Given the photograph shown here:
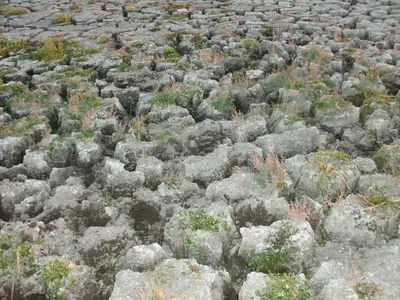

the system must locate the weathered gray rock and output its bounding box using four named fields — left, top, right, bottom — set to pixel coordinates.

left=358, top=174, right=400, bottom=200
left=364, top=109, right=396, bottom=144
left=182, top=144, right=231, bottom=186
left=222, top=116, right=268, bottom=143
left=118, top=243, right=166, bottom=272
left=324, top=194, right=399, bottom=248
left=79, top=226, right=136, bottom=266
left=157, top=179, right=201, bottom=206
left=317, top=279, right=358, bottom=300
left=76, top=140, right=104, bottom=169
left=23, top=150, right=51, bottom=180
left=238, top=272, right=267, bottom=300
left=286, top=153, right=361, bottom=201
left=356, top=239, right=400, bottom=299
left=110, top=259, right=234, bottom=300
left=136, top=156, right=164, bottom=189
left=255, top=127, right=321, bottom=158
left=0, top=136, right=30, bottom=168
left=315, top=105, right=360, bottom=136
left=101, top=158, right=145, bottom=197
left=382, top=69, right=400, bottom=95
left=310, top=260, right=351, bottom=294
left=0, top=179, right=50, bottom=220
left=36, top=184, right=85, bottom=224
